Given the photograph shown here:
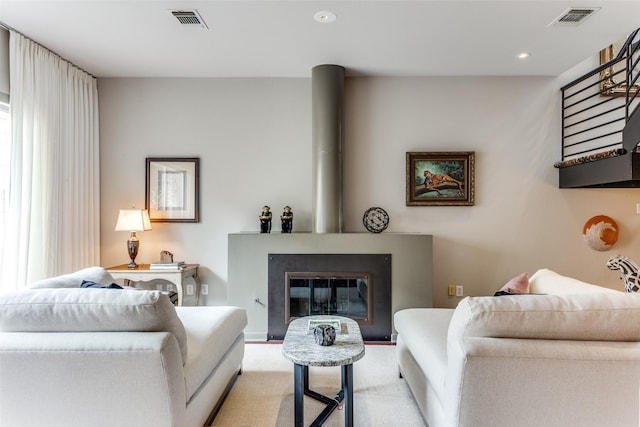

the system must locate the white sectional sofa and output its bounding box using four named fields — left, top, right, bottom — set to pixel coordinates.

left=395, top=268, right=640, bottom=427
left=0, top=267, right=247, bottom=427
